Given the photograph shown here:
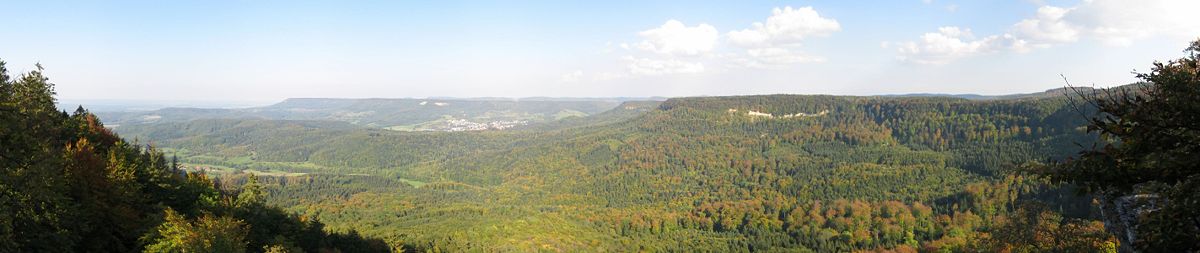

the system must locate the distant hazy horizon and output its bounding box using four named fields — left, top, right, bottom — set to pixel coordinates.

left=57, top=85, right=1092, bottom=113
